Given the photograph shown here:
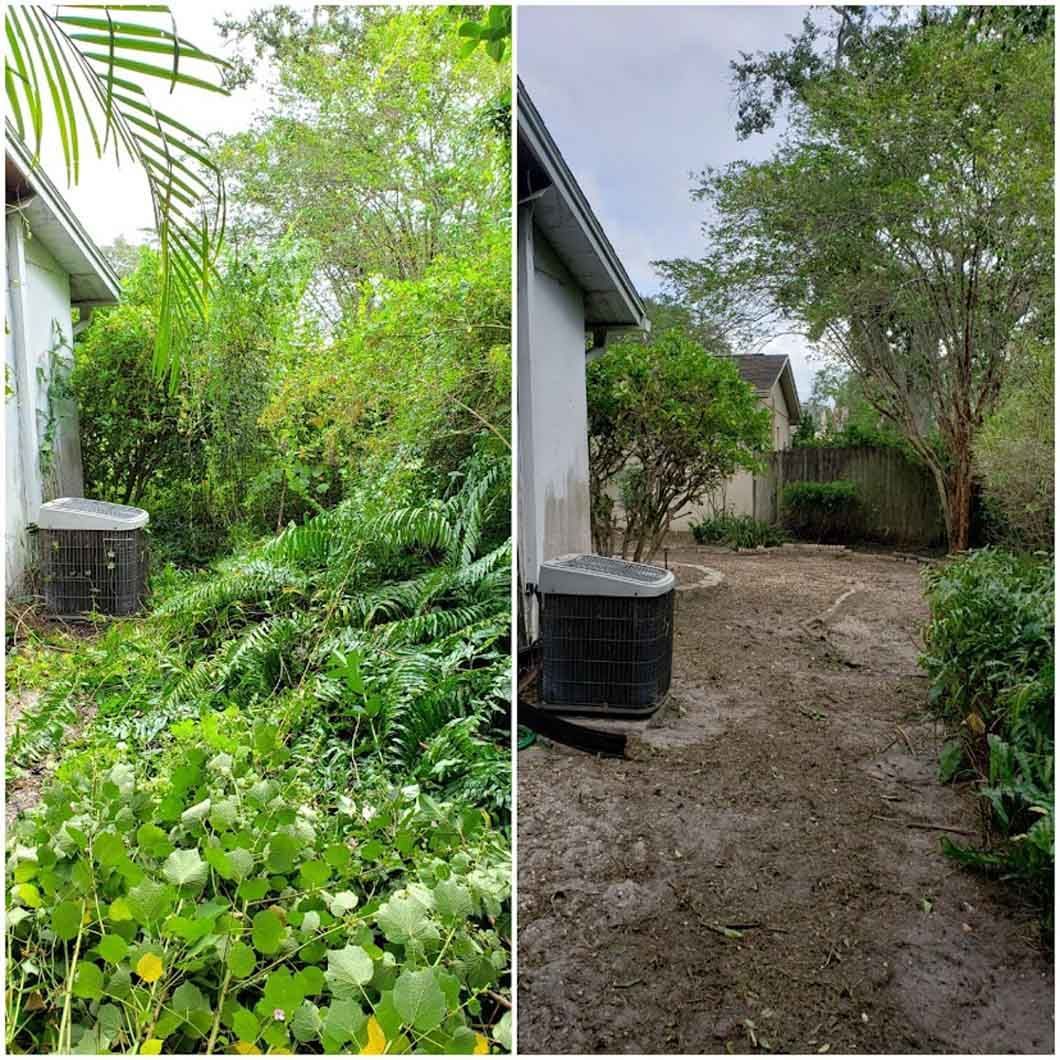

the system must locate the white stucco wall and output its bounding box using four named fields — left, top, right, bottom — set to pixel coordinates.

left=671, top=378, right=793, bottom=529
left=517, top=212, right=592, bottom=639
left=5, top=214, right=83, bottom=592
